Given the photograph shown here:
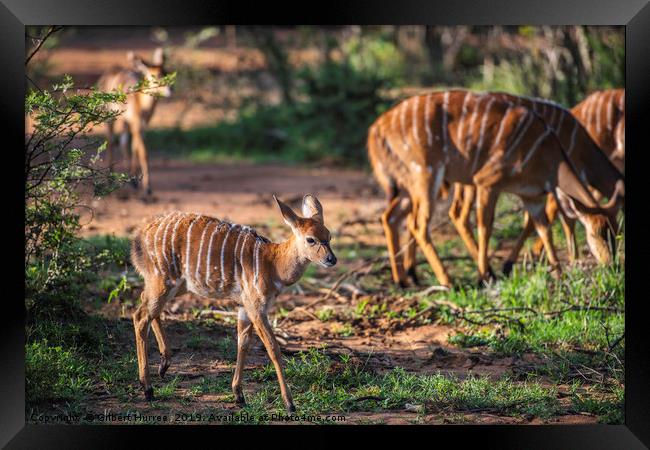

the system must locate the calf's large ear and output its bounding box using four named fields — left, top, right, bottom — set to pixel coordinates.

left=274, top=195, right=300, bottom=230
left=302, top=194, right=323, bottom=223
